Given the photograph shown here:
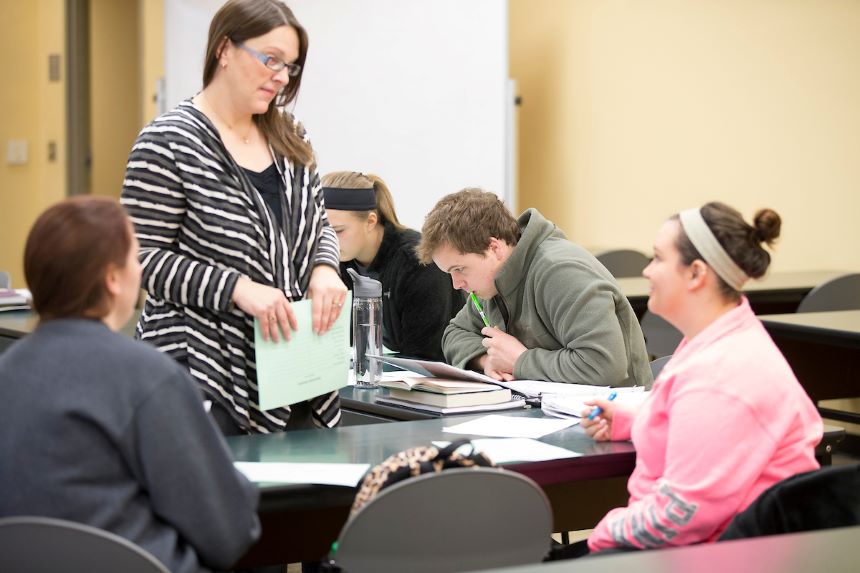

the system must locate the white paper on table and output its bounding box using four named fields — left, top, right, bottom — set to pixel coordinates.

left=542, top=388, right=649, bottom=419
left=442, top=414, right=578, bottom=439
left=381, top=370, right=425, bottom=382
left=504, top=380, right=648, bottom=399
left=432, top=438, right=581, bottom=464
left=234, top=462, right=370, bottom=487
